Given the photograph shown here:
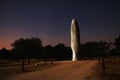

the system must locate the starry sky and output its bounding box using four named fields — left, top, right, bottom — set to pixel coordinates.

left=0, top=0, right=120, bottom=49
